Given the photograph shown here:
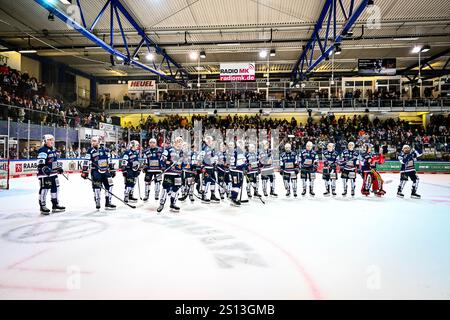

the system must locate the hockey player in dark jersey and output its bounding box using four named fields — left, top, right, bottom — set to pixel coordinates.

left=81, top=136, right=116, bottom=210
left=229, top=139, right=247, bottom=206
left=246, top=143, right=262, bottom=198
left=279, top=143, right=298, bottom=197
left=299, top=141, right=319, bottom=196
left=259, top=140, right=278, bottom=197
left=178, top=142, right=197, bottom=203
left=199, top=135, right=220, bottom=203
left=397, top=145, right=421, bottom=199
left=142, top=138, right=163, bottom=202
left=360, top=144, right=386, bottom=197
left=217, top=142, right=231, bottom=200
left=37, top=134, right=65, bottom=214
left=322, top=143, right=339, bottom=196
left=121, top=140, right=141, bottom=203
left=339, top=142, right=359, bottom=197
left=158, top=136, right=184, bottom=213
